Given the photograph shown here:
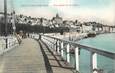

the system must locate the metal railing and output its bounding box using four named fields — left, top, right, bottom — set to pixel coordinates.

left=0, top=36, right=18, bottom=55
left=37, top=34, right=115, bottom=73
